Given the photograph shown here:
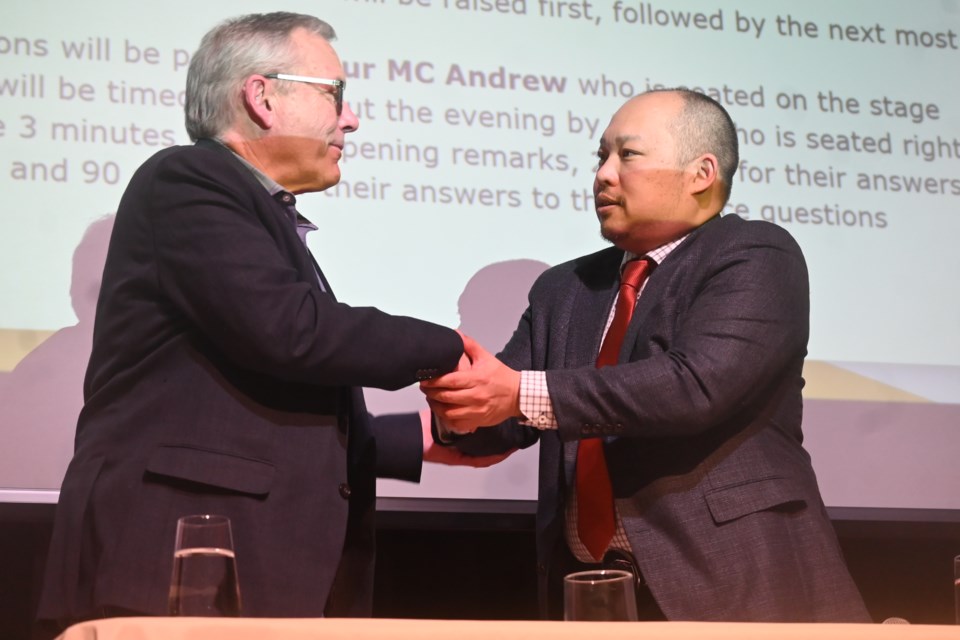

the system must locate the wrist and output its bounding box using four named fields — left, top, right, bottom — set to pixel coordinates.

left=510, top=369, right=524, bottom=418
